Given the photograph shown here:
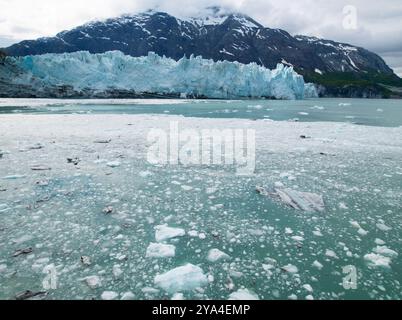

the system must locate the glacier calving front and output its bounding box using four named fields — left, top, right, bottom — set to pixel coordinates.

left=12, top=51, right=317, bottom=99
